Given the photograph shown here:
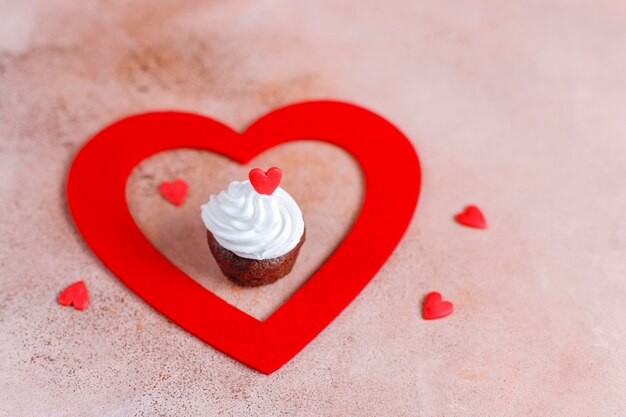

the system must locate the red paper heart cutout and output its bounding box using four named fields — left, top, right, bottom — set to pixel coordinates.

left=455, top=205, right=487, bottom=229
left=249, top=167, right=282, bottom=195
left=159, top=179, right=189, bottom=206
left=58, top=281, right=90, bottom=311
left=423, top=292, right=453, bottom=320
left=67, top=101, right=421, bottom=374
